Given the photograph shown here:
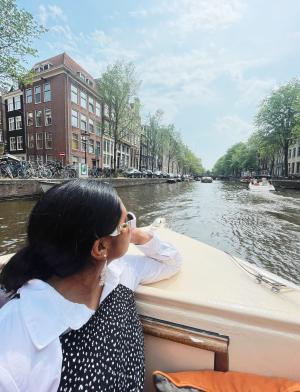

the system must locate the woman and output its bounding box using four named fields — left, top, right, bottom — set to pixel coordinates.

left=0, top=180, right=181, bottom=392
